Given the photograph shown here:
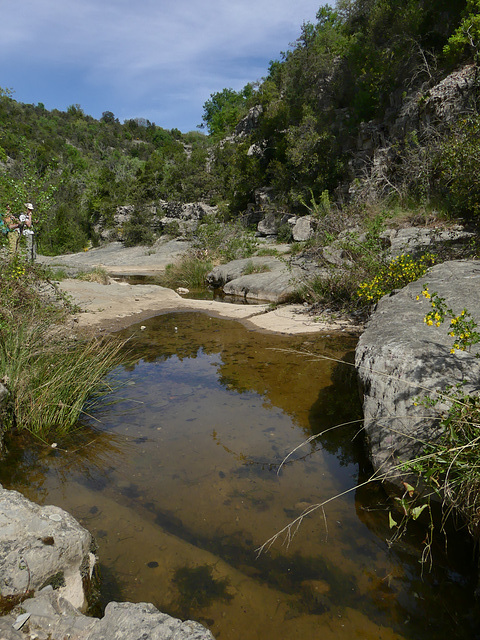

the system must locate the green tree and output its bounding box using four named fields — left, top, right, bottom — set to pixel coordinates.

left=201, top=85, right=255, bottom=137
left=444, top=0, right=480, bottom=62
